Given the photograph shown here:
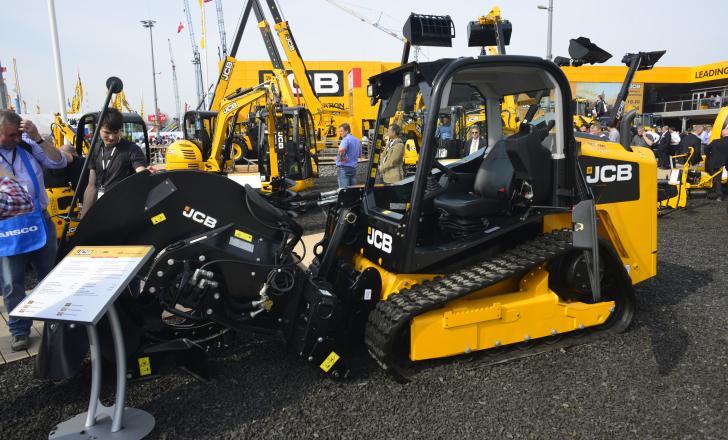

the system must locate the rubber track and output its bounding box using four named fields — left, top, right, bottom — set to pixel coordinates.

left=364, top=230, right=575, bottom=378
